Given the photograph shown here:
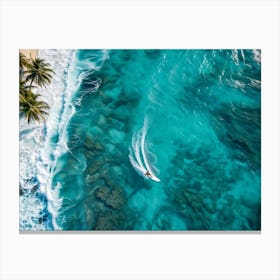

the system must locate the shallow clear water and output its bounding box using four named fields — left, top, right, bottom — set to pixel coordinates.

left=20, top=49, right=261, bottom=231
